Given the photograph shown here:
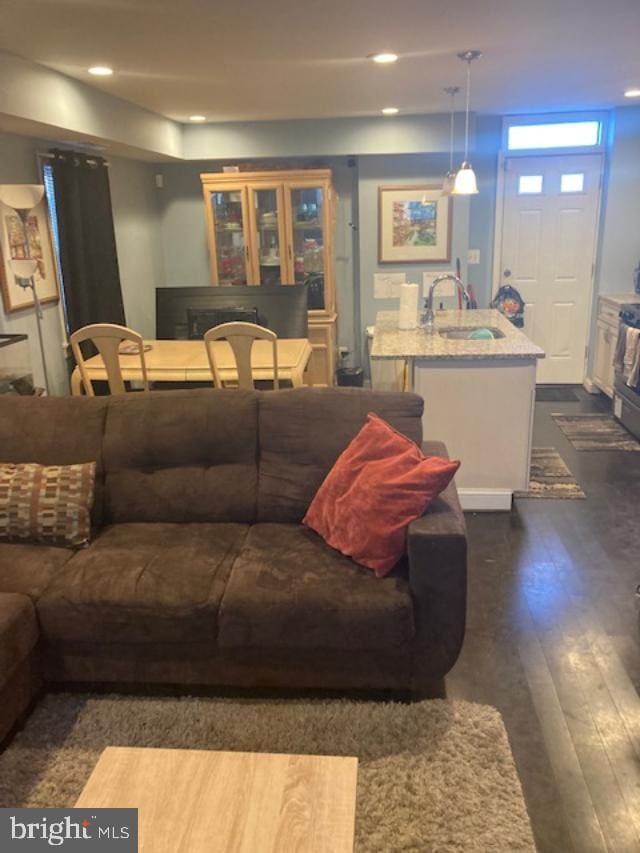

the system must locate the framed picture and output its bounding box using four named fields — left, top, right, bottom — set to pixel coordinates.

left=0, top=194, right=60, bottom=314
left=378, top=186, right=452, bottom=264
